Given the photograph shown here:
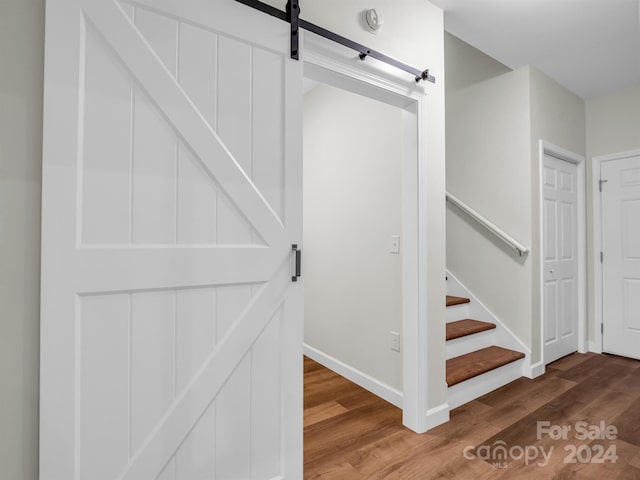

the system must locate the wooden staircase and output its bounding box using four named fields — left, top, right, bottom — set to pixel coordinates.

left=445, top=295, right=526, bottom=408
